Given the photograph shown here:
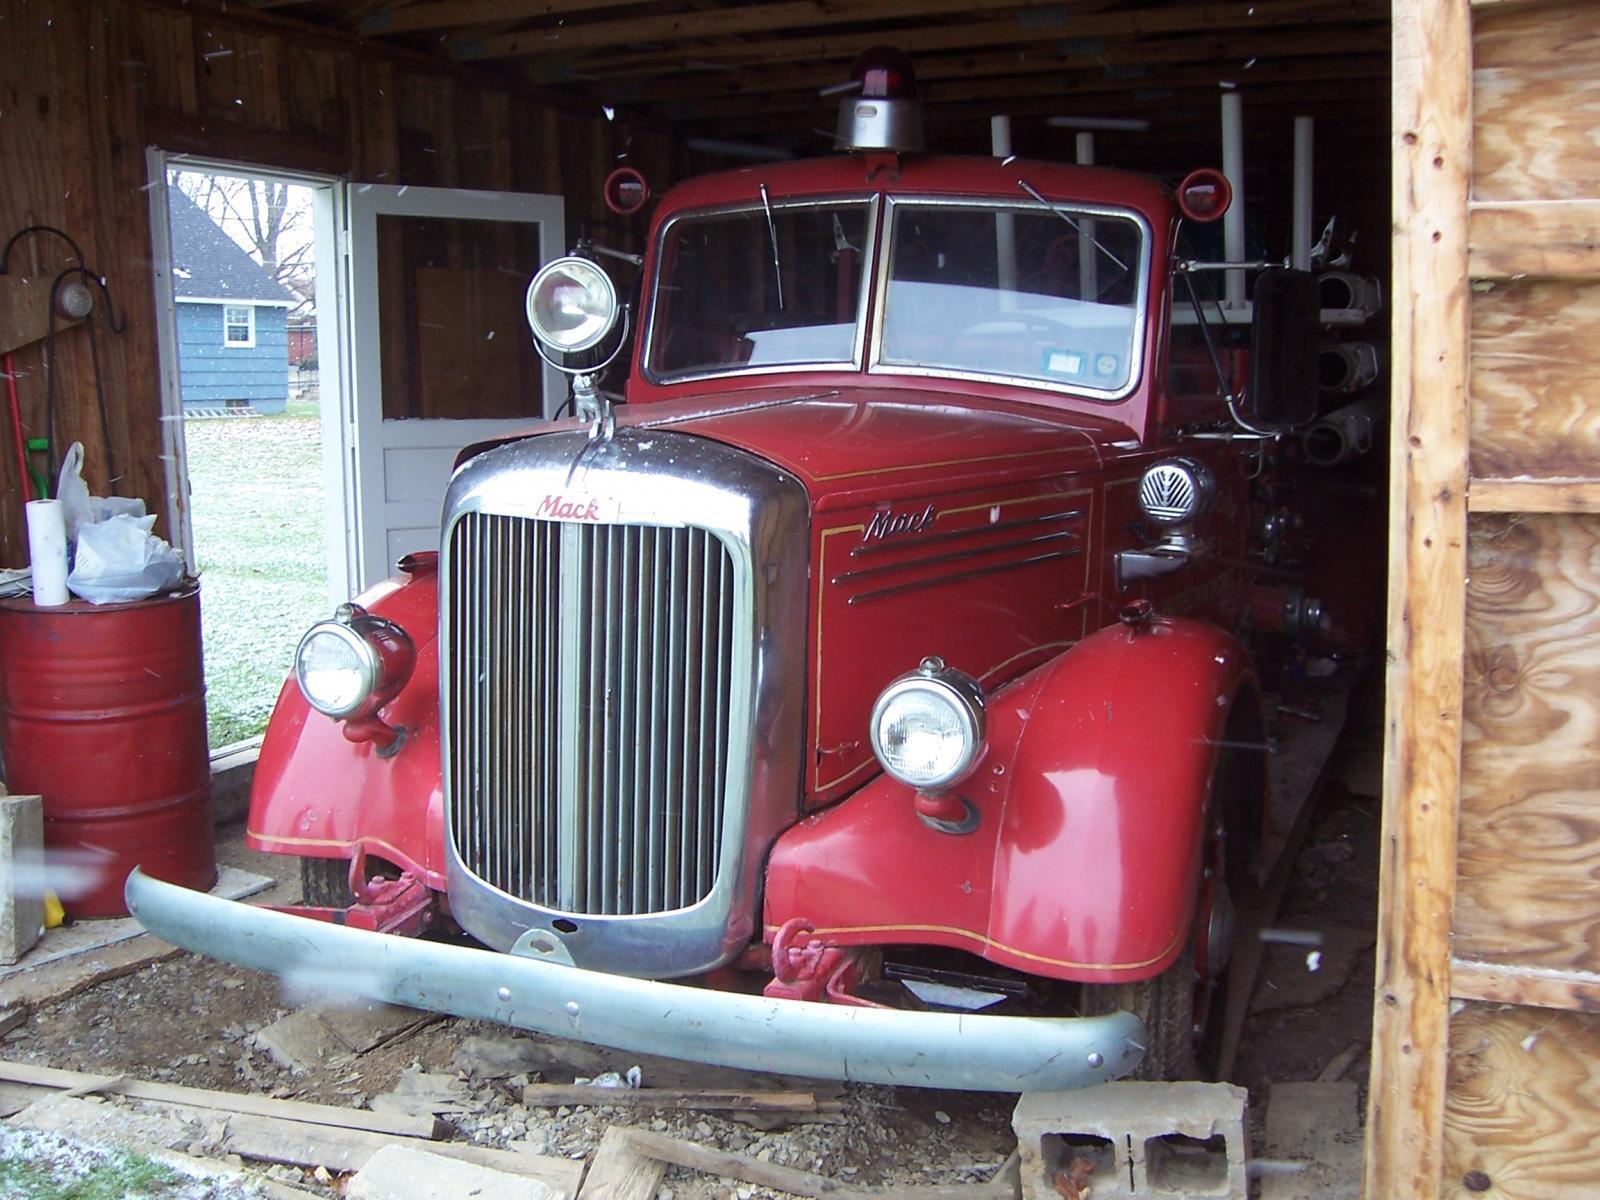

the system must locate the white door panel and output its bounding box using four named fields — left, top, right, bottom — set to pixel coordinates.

left=345, top=183, right=564, bottom=593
